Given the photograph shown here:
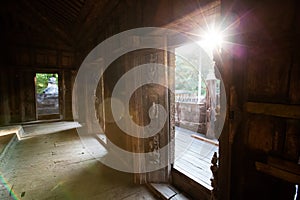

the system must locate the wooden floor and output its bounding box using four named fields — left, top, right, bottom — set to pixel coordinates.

left=174, top=127, right=219, bottom=190
left=0, top=129, right=158, bottom=200
left=0, top=123, right=217, bottom=199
